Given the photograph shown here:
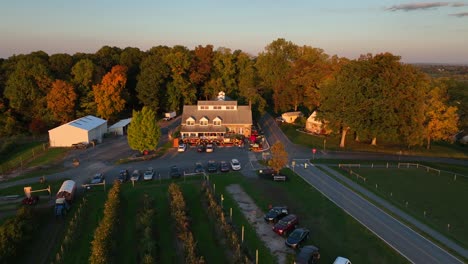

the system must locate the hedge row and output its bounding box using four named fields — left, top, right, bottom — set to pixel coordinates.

left=0, top=206, right=38, bottom=264
left=201, top=182, right=251, bottom=263
left=52, top=197, right=88, bottom=264
left=136, top=194, right=157, bottom=264
left=168, top=183, right=204, bottom=264
left=89, top=181, right=122, bottom=264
